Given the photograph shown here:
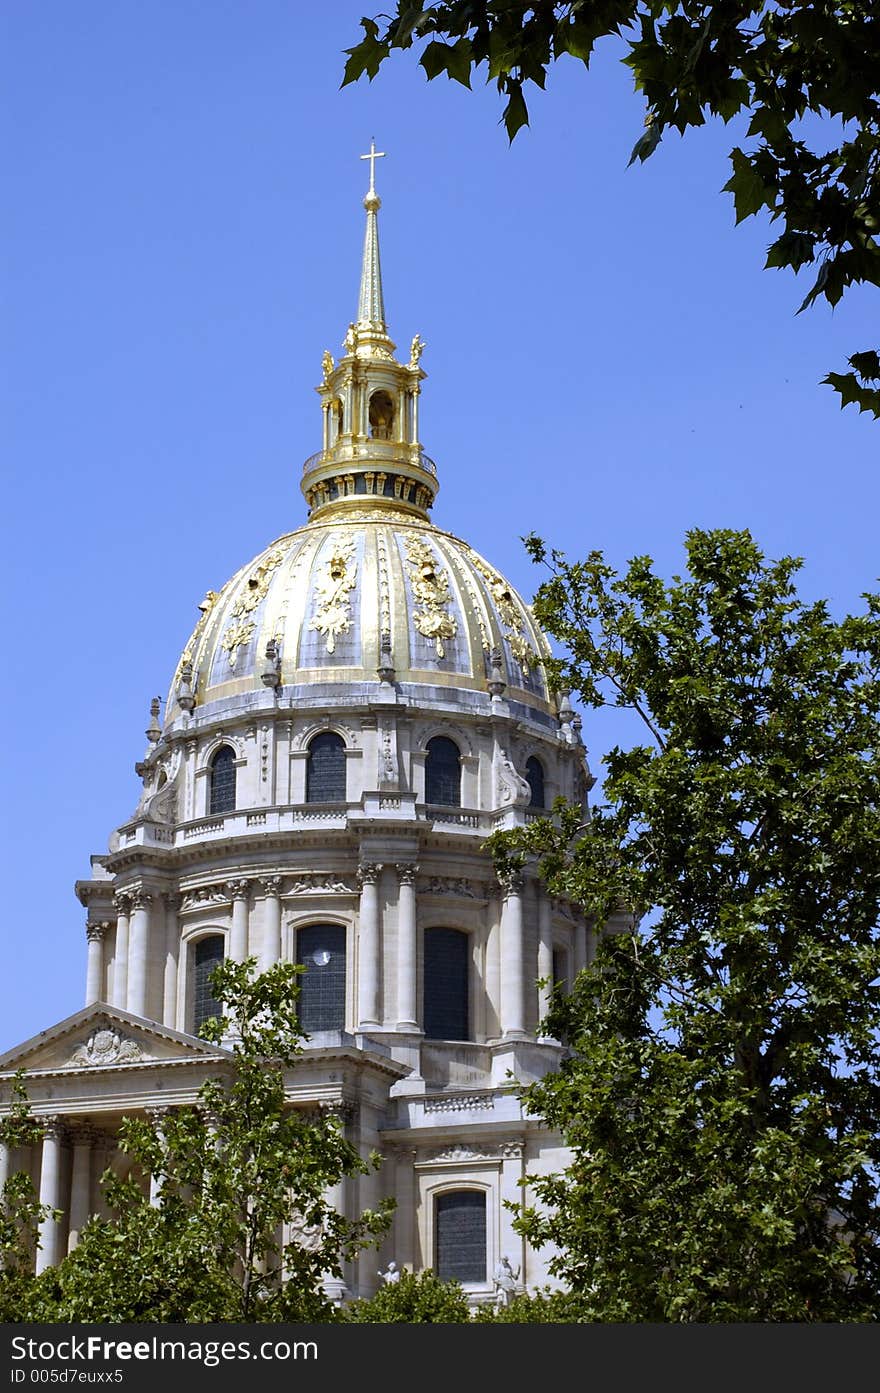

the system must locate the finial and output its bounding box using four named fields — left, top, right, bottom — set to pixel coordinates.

left=146, top=696, right=161, bottom=744
left=487, top=647, right=507, bottom=699
left=360, top=137, right=385, bottom=203
left=176, top=658, right=196, bottom=714
left=377, top=632, right=396, bottom=687
left=261, top=636, right=282, bottom=691
left=357, top=142, right=387, bottom=330
left=321, top=349, right=334, bottom=382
